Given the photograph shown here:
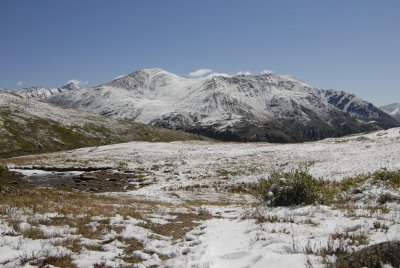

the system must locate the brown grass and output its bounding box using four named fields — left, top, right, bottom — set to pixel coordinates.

left=51, top=238, right=81, bottom=253
left=118, top=237, right=144, bottom=255
left=7, top=217, right=22, bottom=234
left=84, top=243, right=105, bottom=251
left=330, top=232, right=369, bottom=246
left=33, top=254, right=76, bottom=268
left=139, top=212, right=212, bottom=241
left=0, top=188, right=144, bottom=220
left=0, top=187, right=151, bottom=245
left=21, top=227, right=47, bottom=240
